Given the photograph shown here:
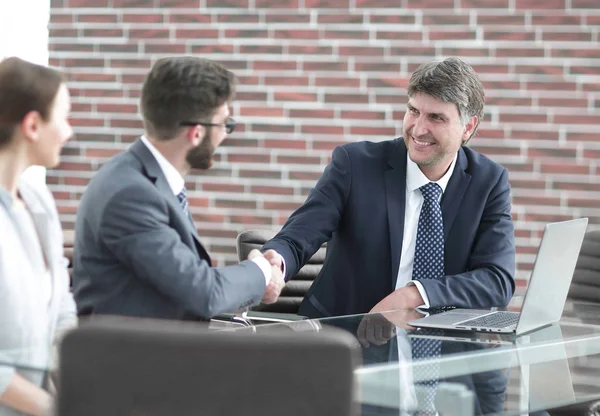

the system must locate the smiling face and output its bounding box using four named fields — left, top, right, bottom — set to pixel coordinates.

left=403, top=92, right=477, bottom=181
left=34, top=84, right=73, bottom=168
